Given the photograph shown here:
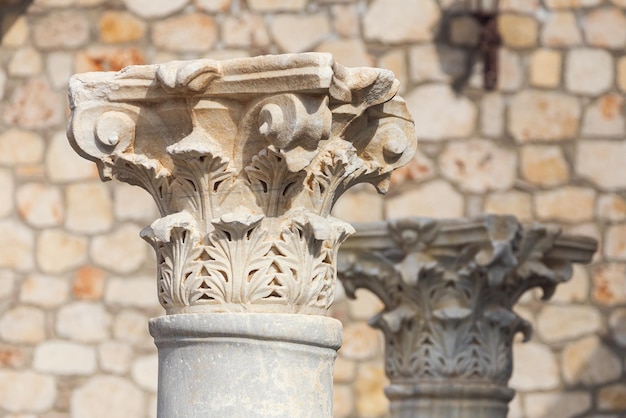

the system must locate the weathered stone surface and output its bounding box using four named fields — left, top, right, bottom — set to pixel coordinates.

left=66, top=182, right=113, bottom=234
left=98, top=341, right=133, bottom=374
left=1, top=15, right=28, bottom=48
left=247, top=0, right=305, bottom=11
left=407, top=84, right=476, bottom=140
left=498, top=14, right=538, bottom=48
left=605, top=224, right=626, bottom=260
left=530, top=49, right=561, bottom=87
left=480, top=93, right=504, bottom=137
left=537, top=305, right=602, bottom=343
left=99, top=11, right=146, bottom=43
left=194, top=0, right=230, bottom=12
left=90, top=224, right=146, bottom=274
left=409, top=45, right=466, bottom=83
left=348, top=289, right=385, bottom=321
left=509, top=91, right=580, bottom=141
left=598, top=384, right=626, bottom=411
left=316, top=39, right=373, bottom=68
left=114, top=183, right=158, bottom=222
left=8, top=47, right=42, bottom=77
left=33, top=341, right=96, bottom=375
left=0, top=306, right=45, bottom=344
left=332, top=191, right=384, bottom=223
left=0, top=221, right=34, bottom=272
left=3, top=78, right=64, bottom=129
left=72, top=266, right=105, bottom=300
left=75, top=46, right=145, bottom=73
left=271, top=14, right=330, bottom=53
left=521, top=145, right=569, bottom=186
left=551, top=265, right=589, bottom=303
left=333, top=384, right=354, bottom=418
left=121, top=0, right=188, bottom=19
left=598, top=194, right=626, bottom=221
left=593, top=263, right=626, bottom=305
left=388, top=150, right=435, bottom=187
left=113, top=309, right=151, bottom=347
left=439, top=139, right=516, bottom=193
left=105, top=277, right=157, bottom=308
left=535, top=187, right=595, bottom=222
left=56, top=302, right=111, bottom=342
left=340, top=322, right=381, bottom=360
left=20, top=275, right=68, bottom=307
left=152, top=14, right=217, bottom=52
left=331, top=4, right=360, bottom=38
left=0, top=129, right=44, bottom=166
left=584, top=7, right=626, bottom=49
left=46, top=52, right=73, bottom=89
left=0, top=169, right=13, bottom=219
left=333, top=356, right=356, bottom=384
left=222, top=13, right=269, bottom=48
left=386, top=180, right=464, bottom=218
left=510, top=342, right=559, bottom=390
left=484, top=191, right=532, bottom=222
left=363, top=0, right=439, bottom=43
left=378, top=50, right=407, bottom=93
left=562, top=335, right=622, bottom=385
left=609, top=308, right=626, bottom=346
left=71, top=376, right=145, bottom=418
left=32, top=11, right=89, bottom=50
left=0, top=371, right=56, bottom=413
left=542, top=11, right=583, bottom=46
left=498, top=48, right=524, bottom=91
left=618, top=56, right=626, bottom=92
left=131, top=354, right=158, bottom=392
left=577, top=141, right=626, bottom=190
left=354, top=362, right=388, bottom=418
left=565, top=48, right=613, bottom=95
left=17, top=183, right=63, bottom=227
left=524, top=392, right=591, bottom=418
left=46, top=131, right=98, bottom=182
left=581, top=94, right=625, bottom=137
left=37, top=229, right=87, bottom=274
